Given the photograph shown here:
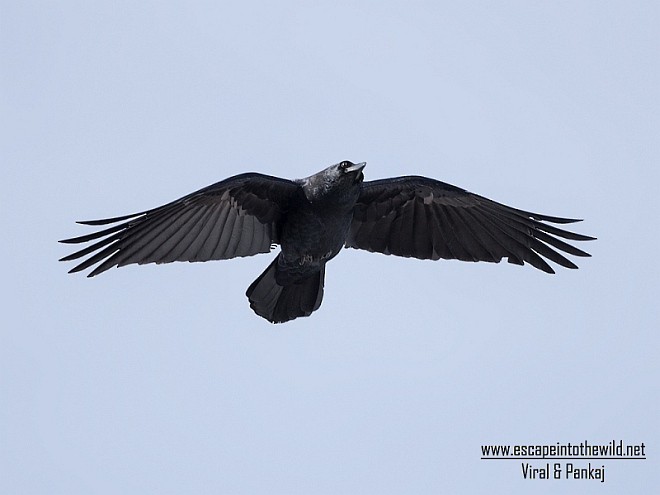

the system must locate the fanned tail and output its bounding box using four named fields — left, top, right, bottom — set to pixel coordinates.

left=246, top=255, right=325, bottom=323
